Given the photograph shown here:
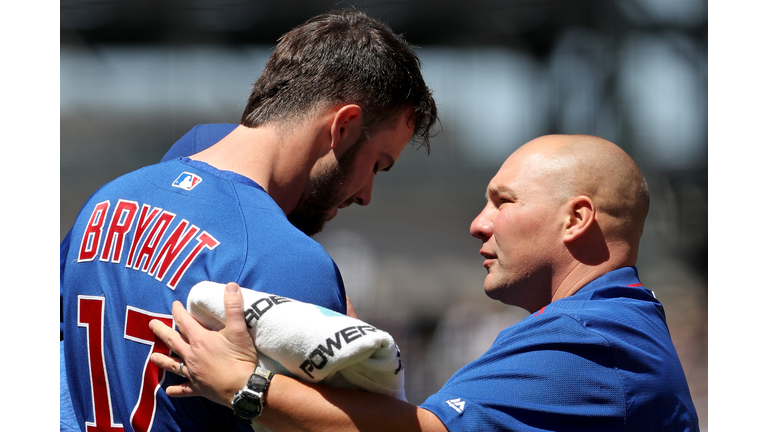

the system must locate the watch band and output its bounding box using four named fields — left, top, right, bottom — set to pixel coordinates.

left=248, top=366, right=274, bottom=393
